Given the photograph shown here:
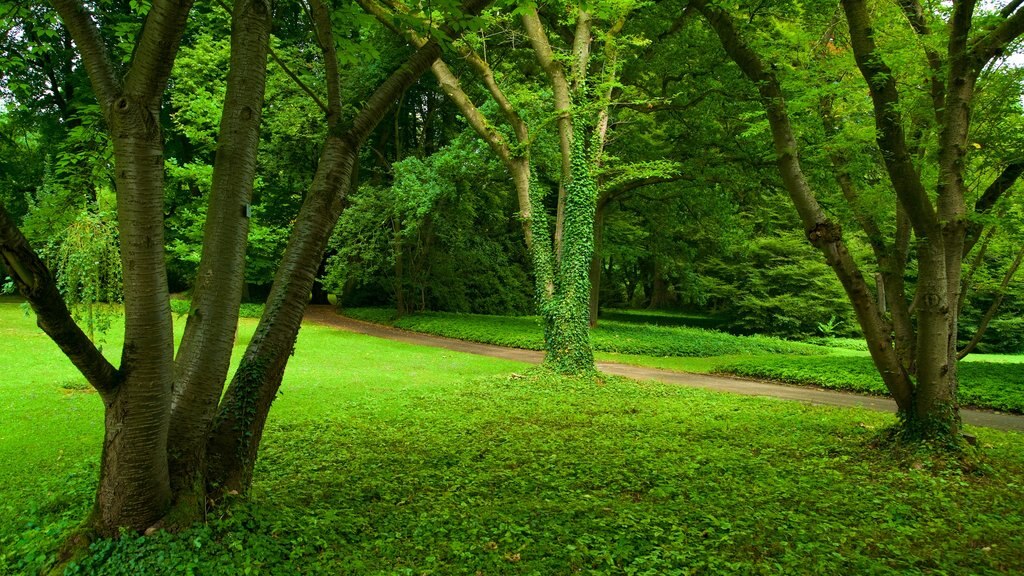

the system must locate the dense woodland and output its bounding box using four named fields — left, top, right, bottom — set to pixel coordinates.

left=1, top=0, right=1024, bottom=556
